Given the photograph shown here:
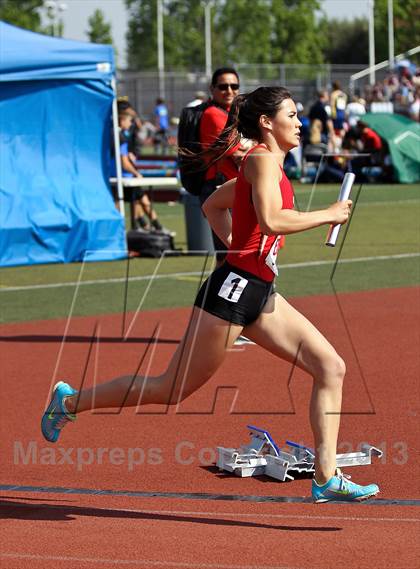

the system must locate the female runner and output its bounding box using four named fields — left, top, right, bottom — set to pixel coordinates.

left=42, top=87, right=379, bottom=503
